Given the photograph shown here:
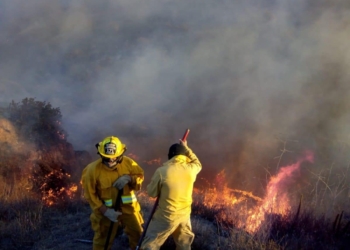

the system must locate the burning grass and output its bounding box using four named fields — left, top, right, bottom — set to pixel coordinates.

left=0, top=98, right=349, bottom=249
left=0, top=148, right=349, bottom=249
left=193, top=193, right=350, bottom=249
left=0, top=178, right=349, bottom=249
